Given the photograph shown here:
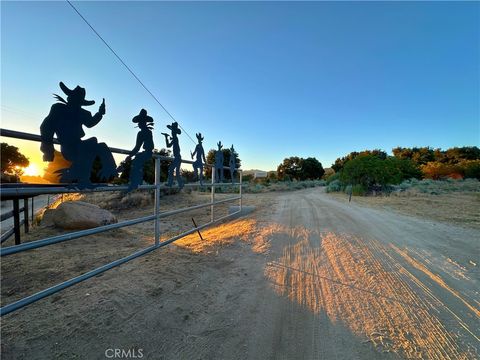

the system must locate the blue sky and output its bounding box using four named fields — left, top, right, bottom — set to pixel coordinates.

left=1, top=1, right=479, bottom=171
